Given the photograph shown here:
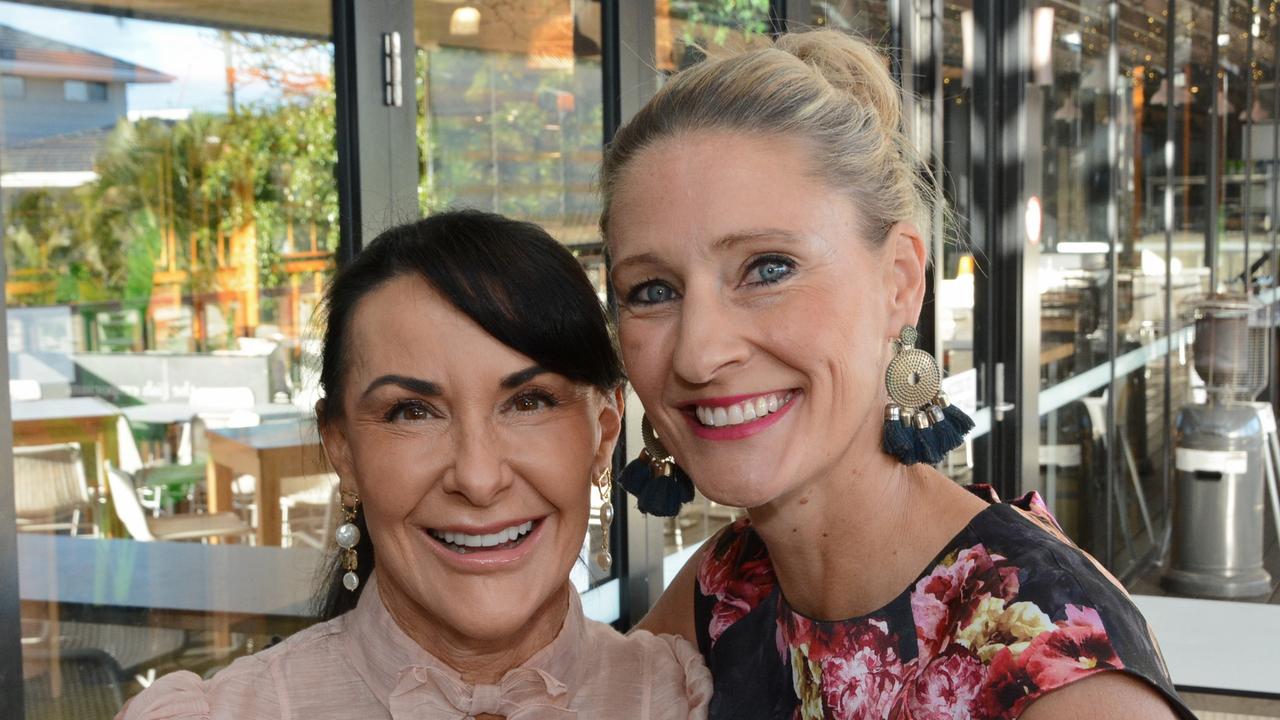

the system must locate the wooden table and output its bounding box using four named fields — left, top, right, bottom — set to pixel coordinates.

left=123, top=402, right=306, bottom=462
left=12, top=397, right=123, bottom=536
left=205, top=420, right=329, bottom=546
